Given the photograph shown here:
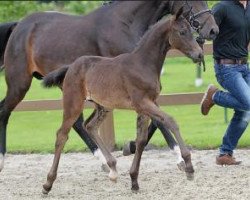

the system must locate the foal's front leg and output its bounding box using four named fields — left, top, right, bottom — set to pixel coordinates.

left=130, top=114, right=149, bottom=191
left=123, top=119, right=185, bottom=171
left=141, top=100, right=194, bottom=180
